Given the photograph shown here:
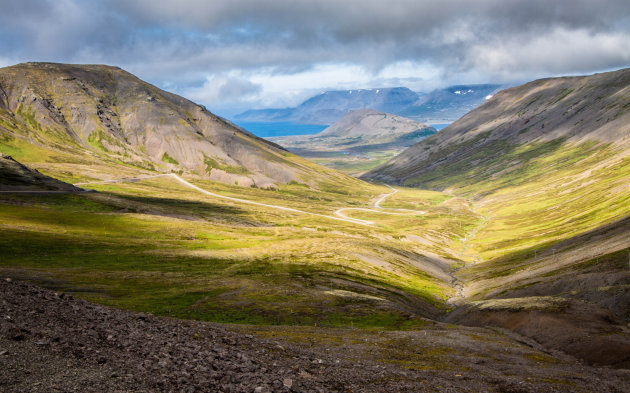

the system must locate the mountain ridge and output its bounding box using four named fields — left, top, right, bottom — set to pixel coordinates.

left=0, top=62, right=354, bottom=188
left=0, top=153, right=80, bottom=191
left=364, top=68, right=630, bottom=187
left=235, top=84, right=503, bottom=125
